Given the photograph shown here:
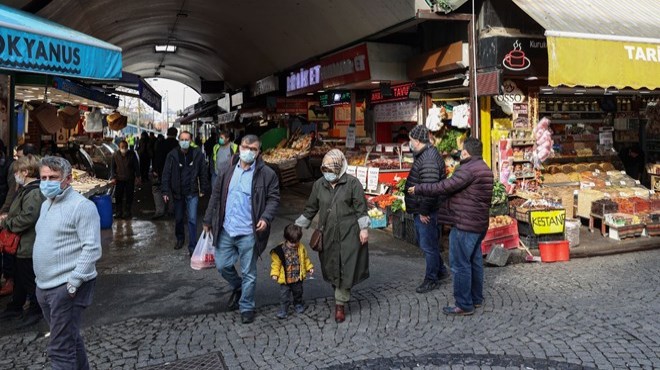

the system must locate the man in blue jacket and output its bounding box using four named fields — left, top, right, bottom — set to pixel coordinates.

left=162, top=131, right=210, bottom=254
left=409, top=138, right=493, bottom=316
